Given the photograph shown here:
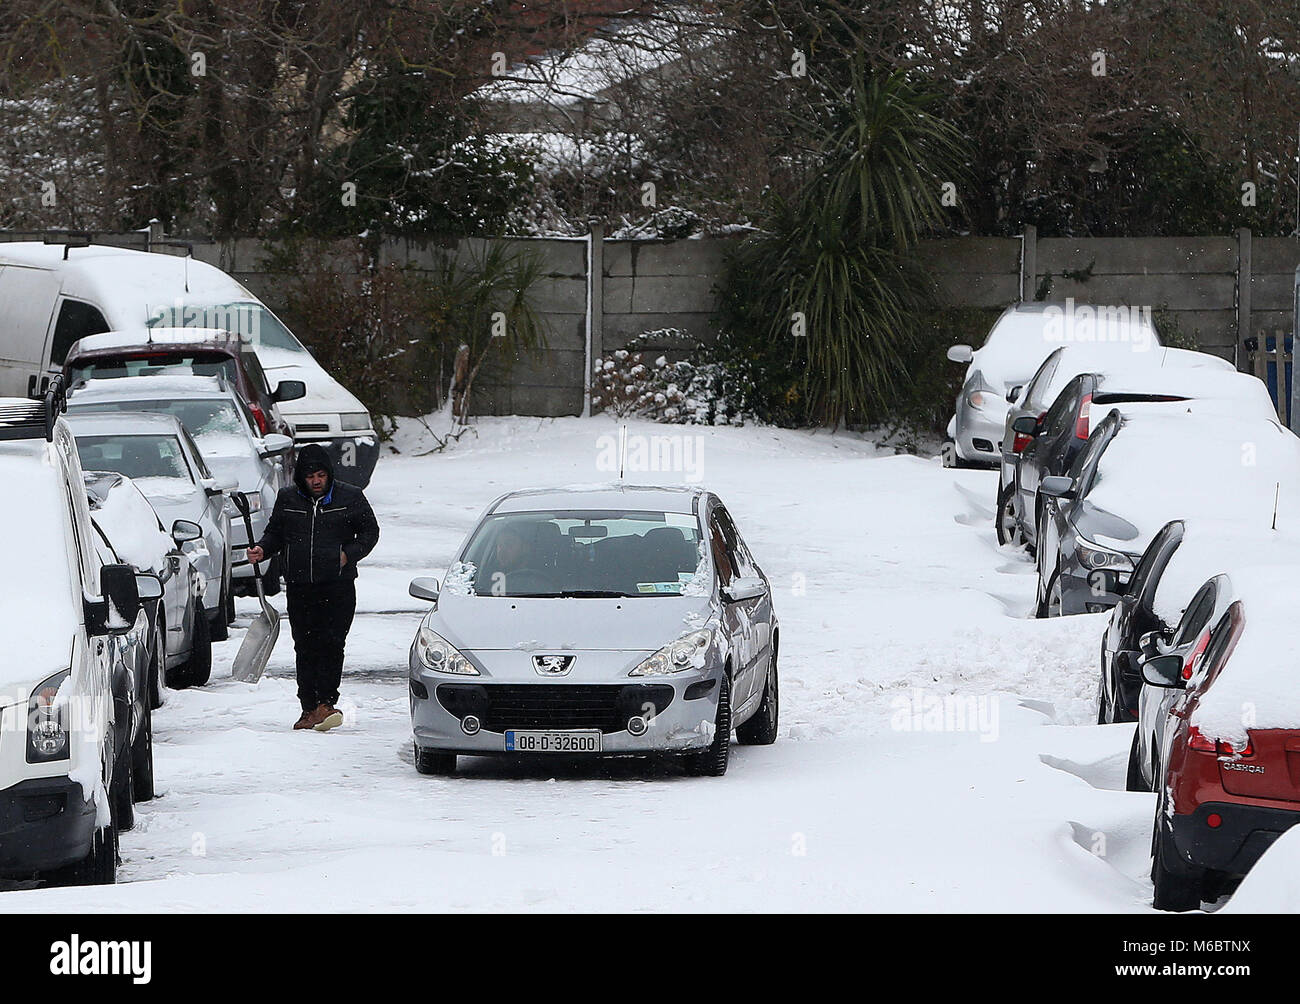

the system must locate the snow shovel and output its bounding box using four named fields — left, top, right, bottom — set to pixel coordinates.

left=230, top=491, right=280, bottom=683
